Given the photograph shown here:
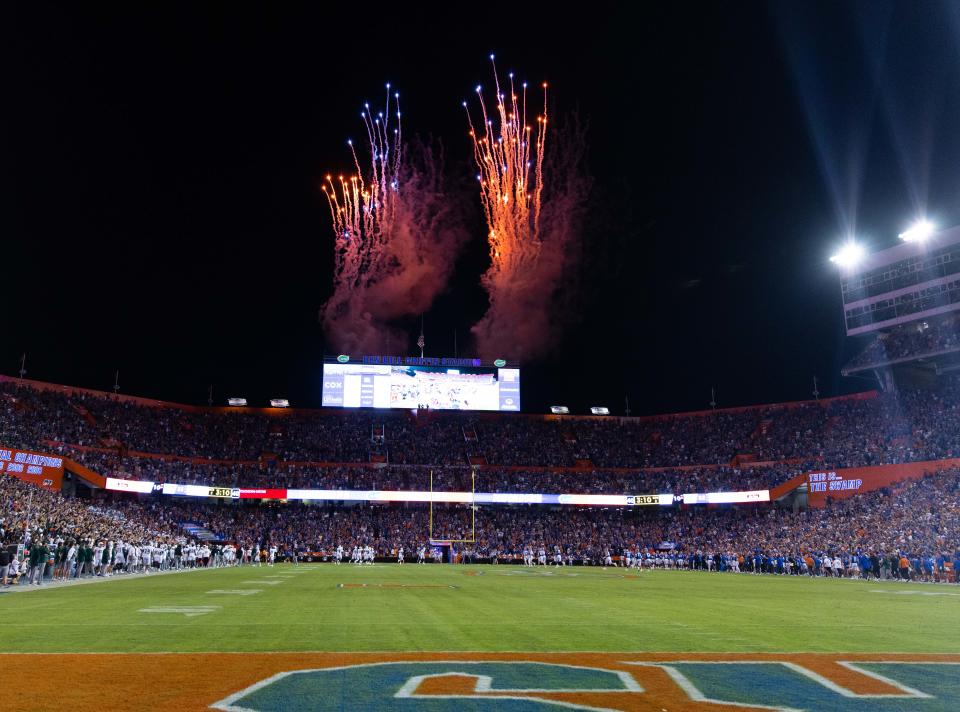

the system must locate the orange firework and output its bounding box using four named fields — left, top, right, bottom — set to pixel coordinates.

left=464, top=55, right=548, bottom=282
left=321, top=85, right=402, bottom=290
